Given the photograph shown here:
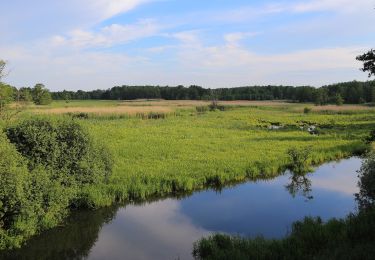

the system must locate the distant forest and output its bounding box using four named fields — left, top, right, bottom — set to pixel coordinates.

left=51, top=81, right=375, bottom=105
